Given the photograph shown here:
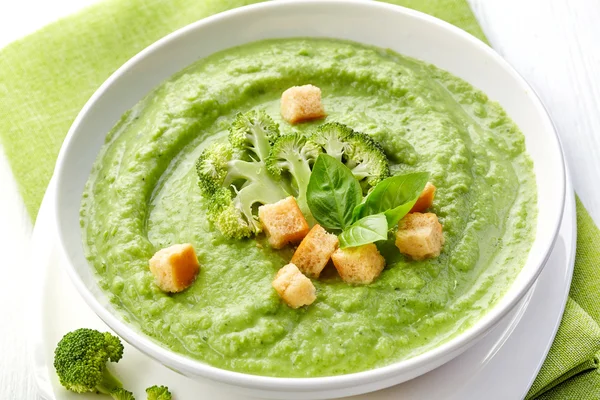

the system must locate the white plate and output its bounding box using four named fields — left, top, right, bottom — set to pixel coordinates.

left=51, top=2, right=566, bottom=396
left=31, top=170, right=575, bottom=400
